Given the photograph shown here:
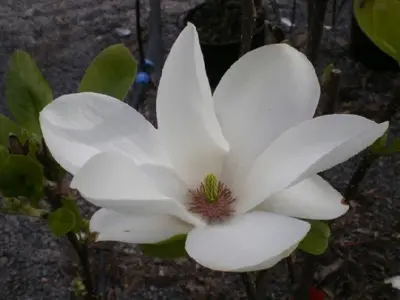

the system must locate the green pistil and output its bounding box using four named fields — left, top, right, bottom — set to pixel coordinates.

left=203, top=173, right=219, bottom=203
